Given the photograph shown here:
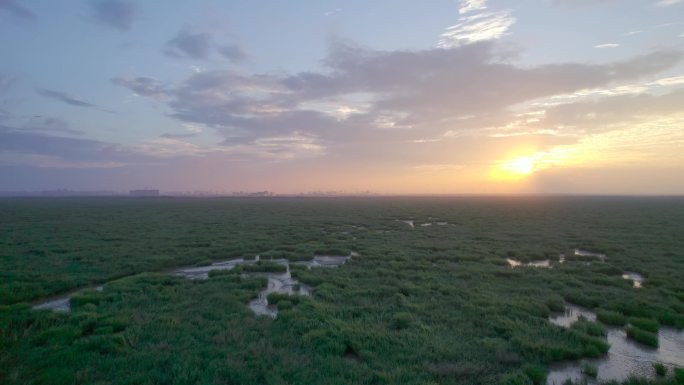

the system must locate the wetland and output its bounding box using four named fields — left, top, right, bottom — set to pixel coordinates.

left=2, top=196, right=684, bottom=385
